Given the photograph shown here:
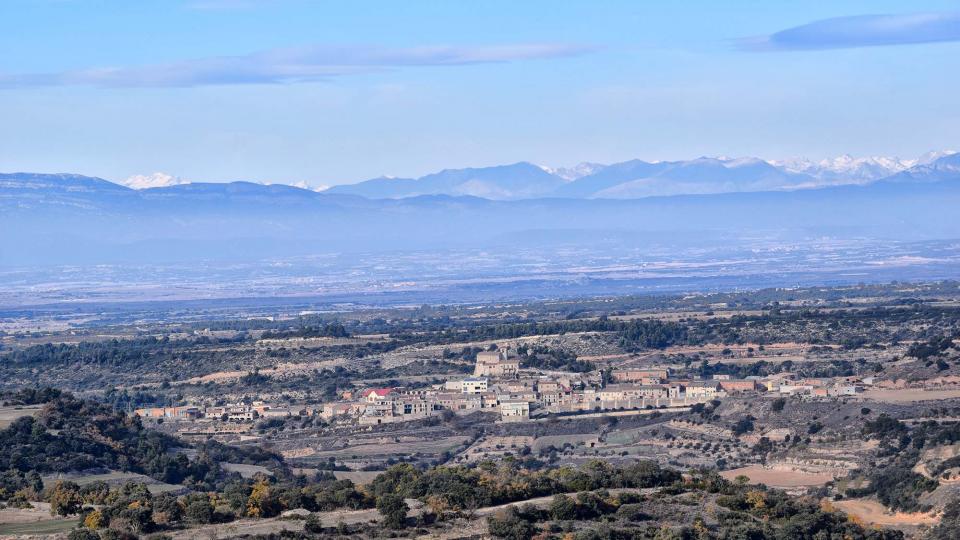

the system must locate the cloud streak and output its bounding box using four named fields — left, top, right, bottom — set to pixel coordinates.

left=0, top=43, right=593, bottom=88
left=738, top=12, right=960, bottom=51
